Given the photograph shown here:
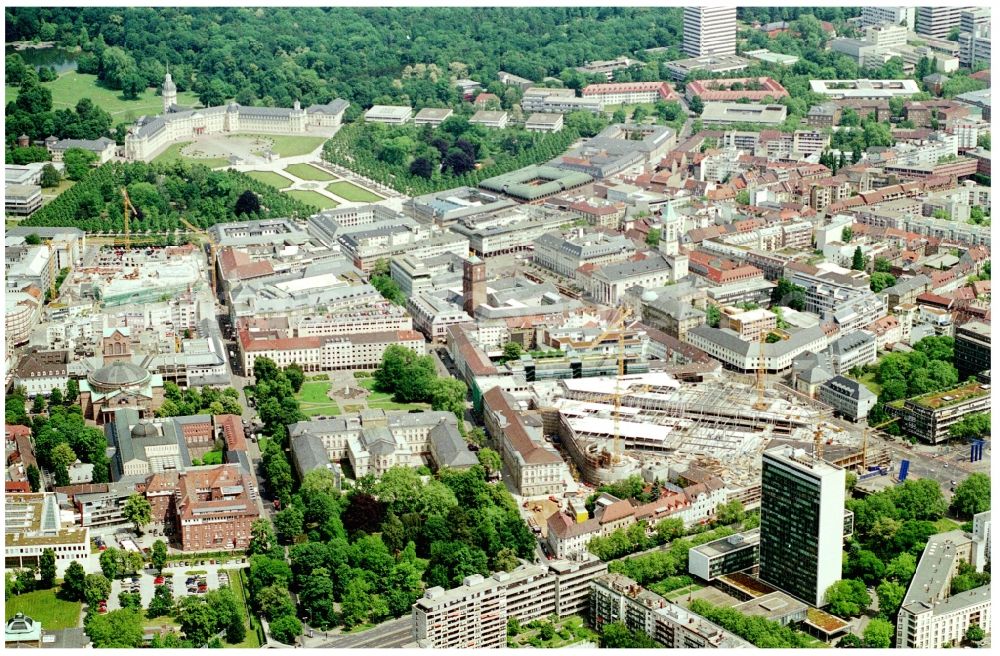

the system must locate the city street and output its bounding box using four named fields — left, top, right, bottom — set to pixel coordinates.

left=314, top=615, right=414, bottom=648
